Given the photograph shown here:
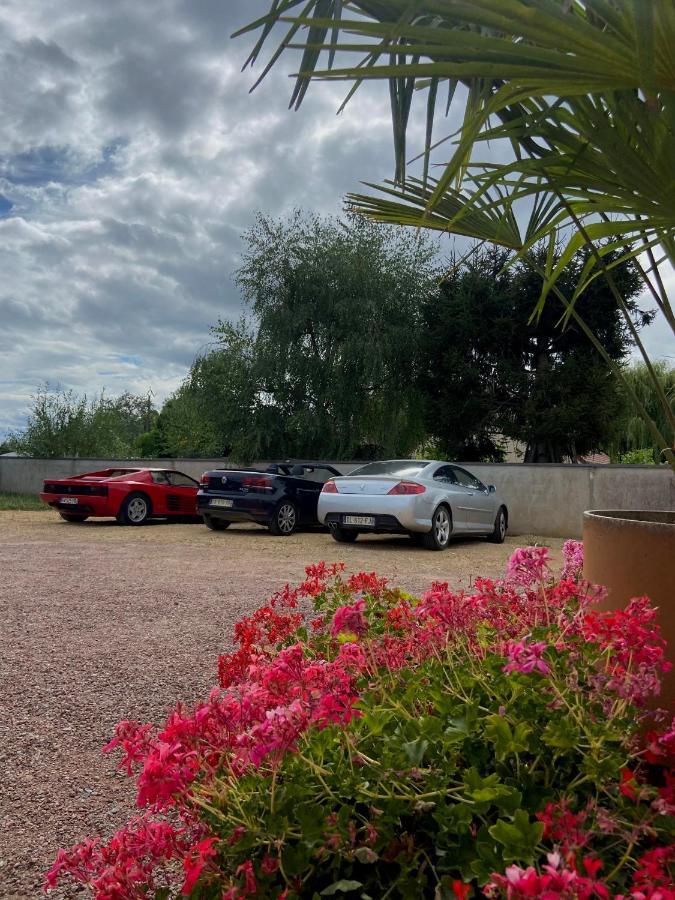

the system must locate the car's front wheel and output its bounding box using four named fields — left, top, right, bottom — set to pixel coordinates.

left=117, top=492, right=151, bottom=526
left=330, top=525, right=358, bottom=543
left=269, top=501, right=297, bottom=536
left=422, top=505, right=452, bottom=551
left=58, top=512, right=89, bottom=523
left=487, top=507, right=507, bottom=544
left=204, top=516, right=231, bottom=531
